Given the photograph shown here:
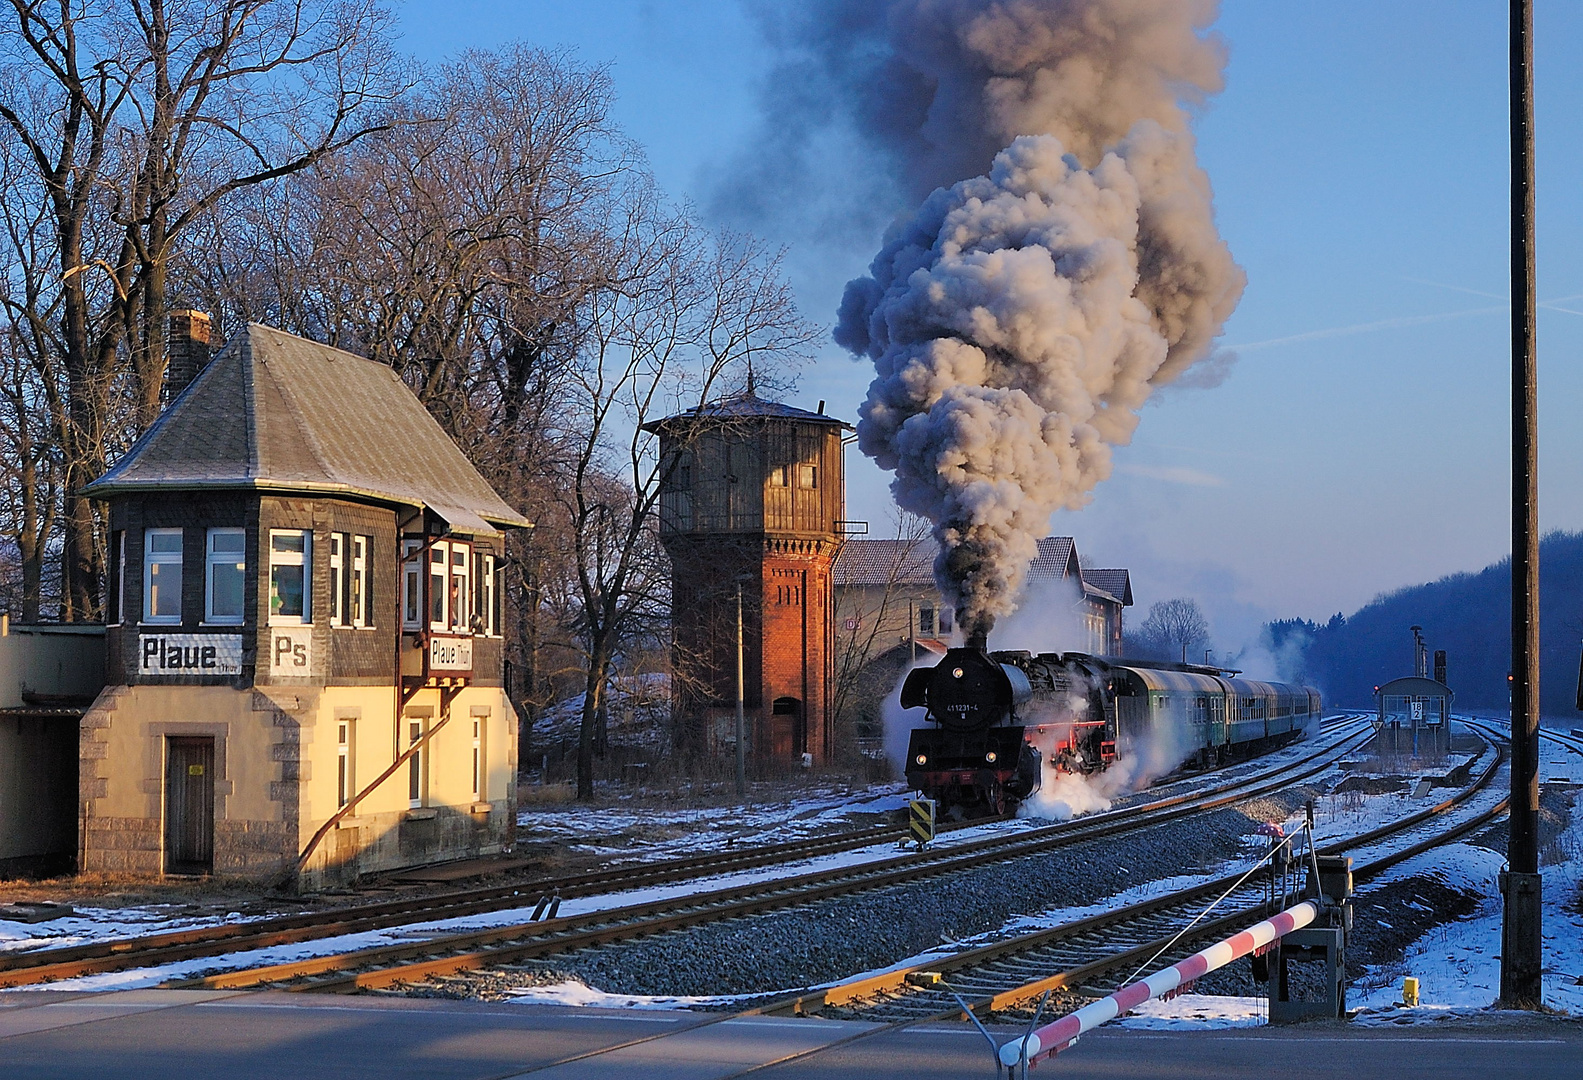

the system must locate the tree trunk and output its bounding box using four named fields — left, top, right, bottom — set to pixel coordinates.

left=576, top=652, right=610, bottom=800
